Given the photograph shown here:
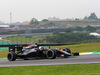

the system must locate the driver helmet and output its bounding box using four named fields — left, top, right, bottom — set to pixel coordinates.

left=39, top=46, right=44, bottom=50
